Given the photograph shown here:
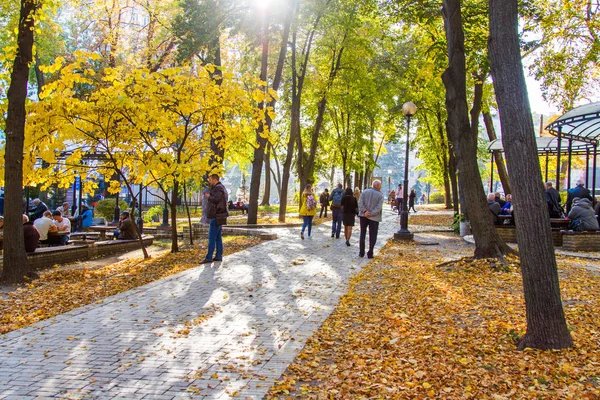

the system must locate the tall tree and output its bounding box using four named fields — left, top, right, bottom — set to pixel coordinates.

left=1, top=0, right=42, bottom=283
left=441, top=0, right=511, bottom=258
left=489, top=0, right=572, bottom=350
